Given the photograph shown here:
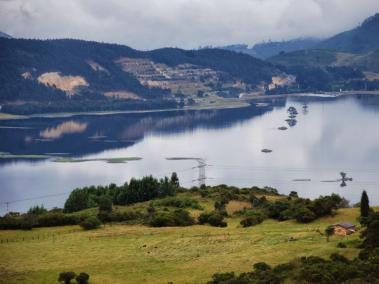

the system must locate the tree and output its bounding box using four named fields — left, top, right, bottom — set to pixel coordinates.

left=27, top=205, right=47, bottom=215
left=360, top=190, right=370, bottom=219
left=325, top=225, right=334, bottom=242
left=64, top=189, right=89, bottom=213
left=170, top=172, right=180, bottom=188
left=58, top=272, right=76, bottom=284
left=98, top=195, right=113, bottom=212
